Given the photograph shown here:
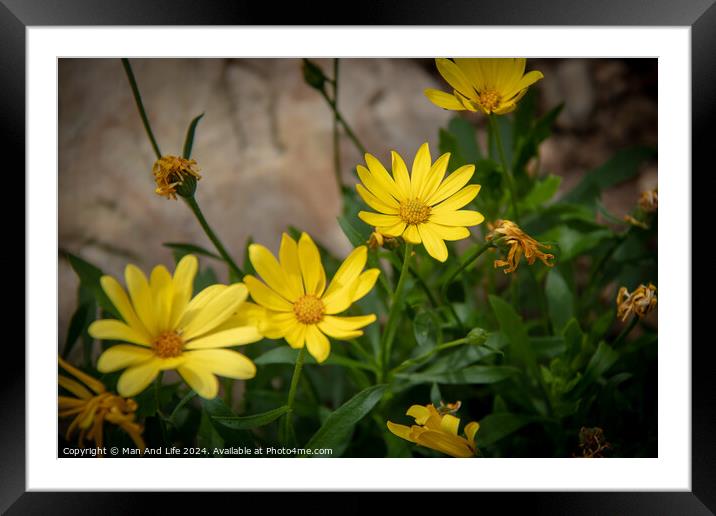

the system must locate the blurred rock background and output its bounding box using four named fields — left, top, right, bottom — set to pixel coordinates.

left=58, top=58, right=657, bottom=346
